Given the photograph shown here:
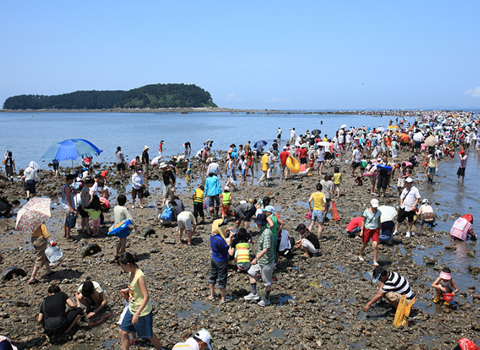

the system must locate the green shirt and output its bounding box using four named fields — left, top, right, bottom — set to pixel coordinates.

left=257, top=226, right=275, bottom=266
